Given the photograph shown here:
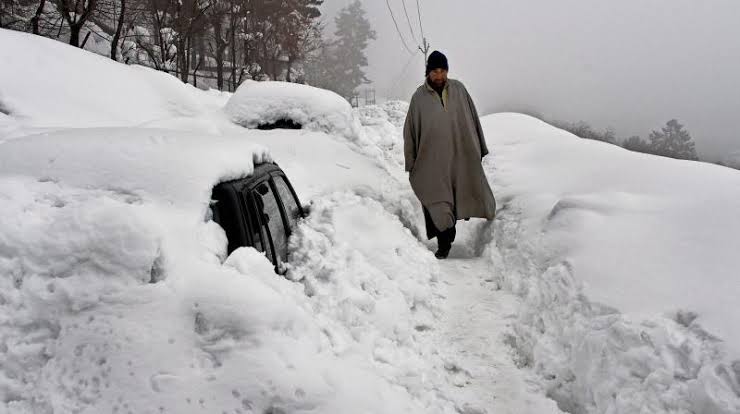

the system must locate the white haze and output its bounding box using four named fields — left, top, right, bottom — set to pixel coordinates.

left=321, top=0, right=740, bottom=161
